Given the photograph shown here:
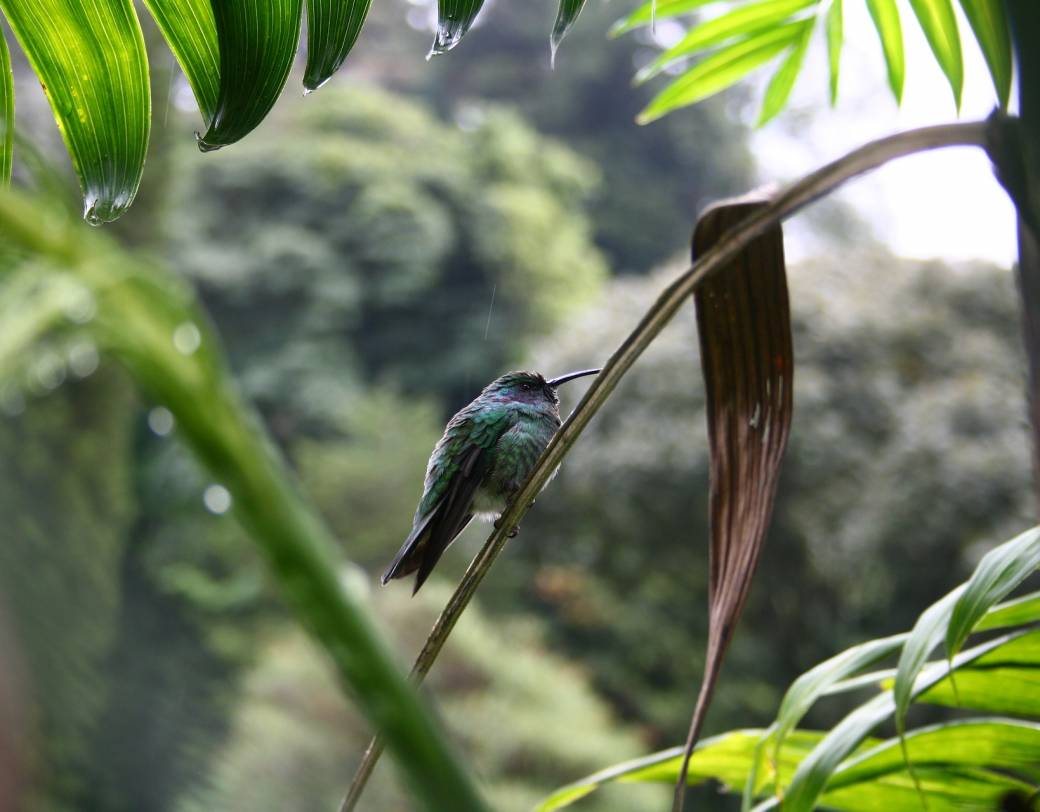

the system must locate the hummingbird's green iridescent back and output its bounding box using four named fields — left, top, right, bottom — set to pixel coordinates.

left=381, top=368, right=598, bottom=593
